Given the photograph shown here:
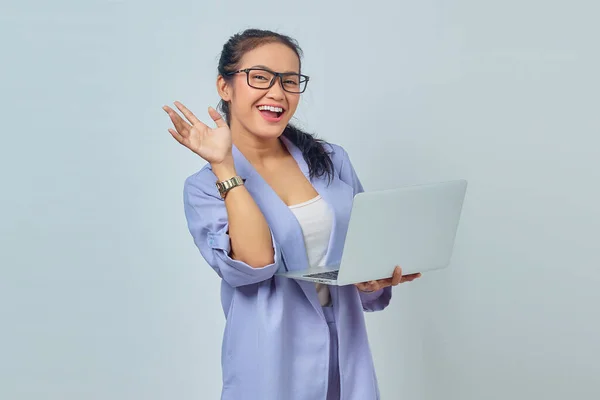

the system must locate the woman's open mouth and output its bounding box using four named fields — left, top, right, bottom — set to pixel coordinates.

left=257, top=105, right=285, bottom=122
